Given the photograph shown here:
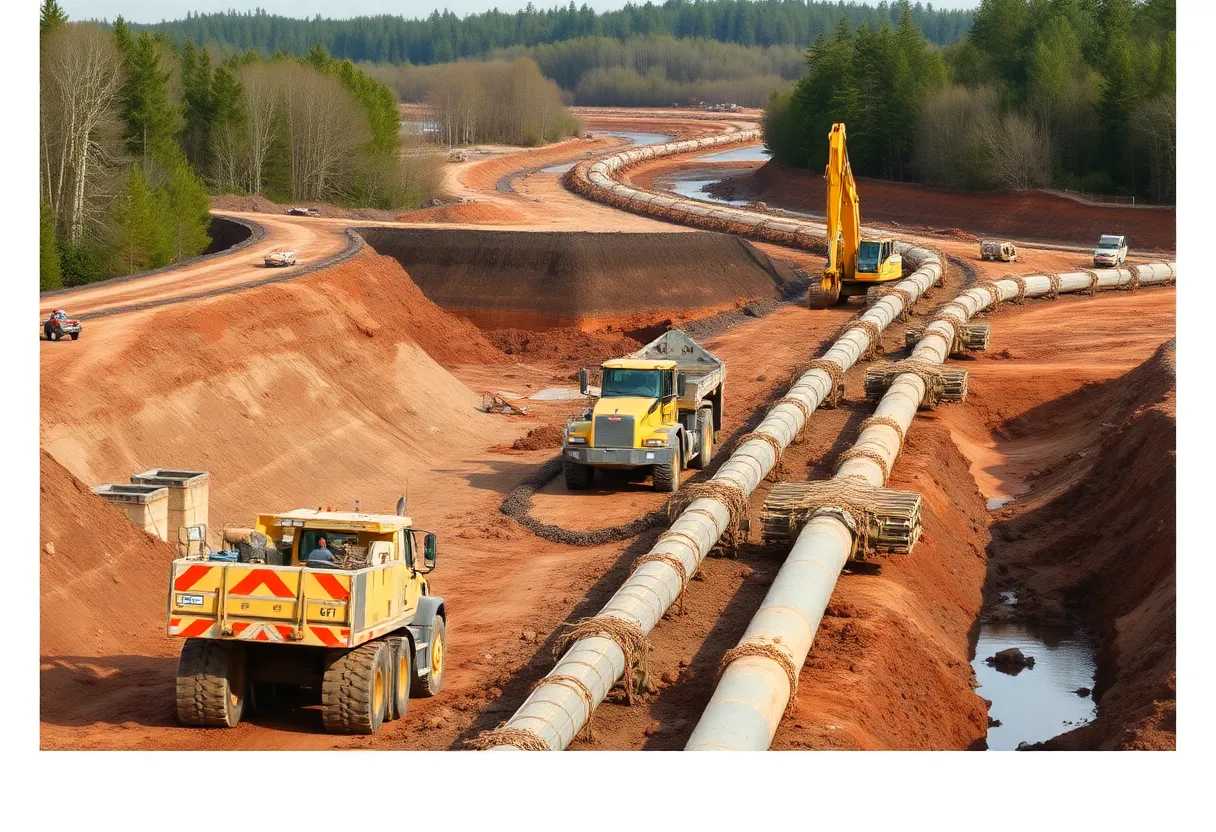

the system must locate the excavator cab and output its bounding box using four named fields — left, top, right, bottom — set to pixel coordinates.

left=856, top=238, right=902, bottom=282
